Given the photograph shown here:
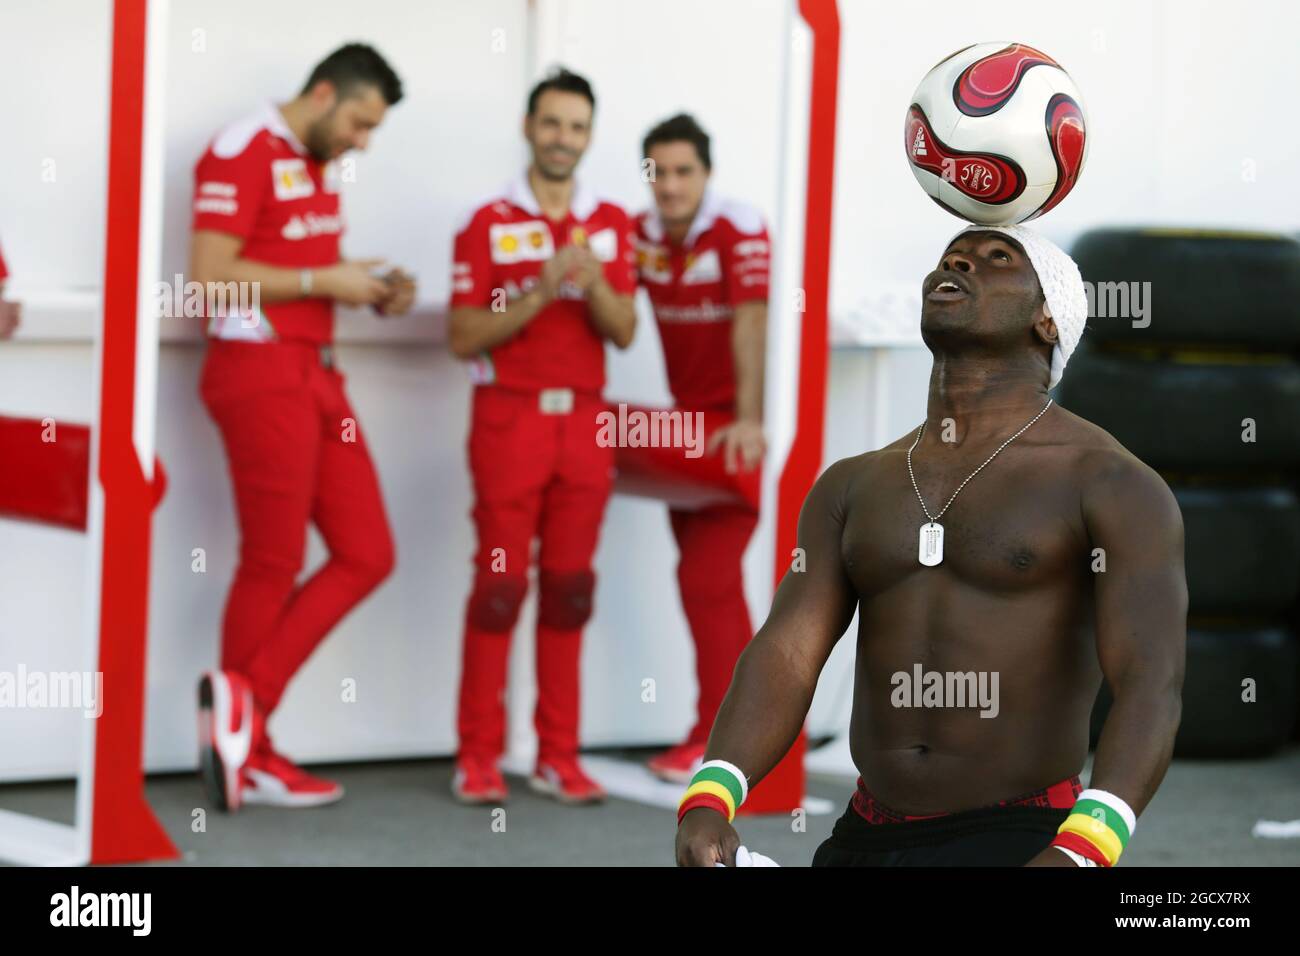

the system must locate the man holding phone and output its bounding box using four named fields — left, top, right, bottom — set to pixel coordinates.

left=190, top=44, right=414, bottom=811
